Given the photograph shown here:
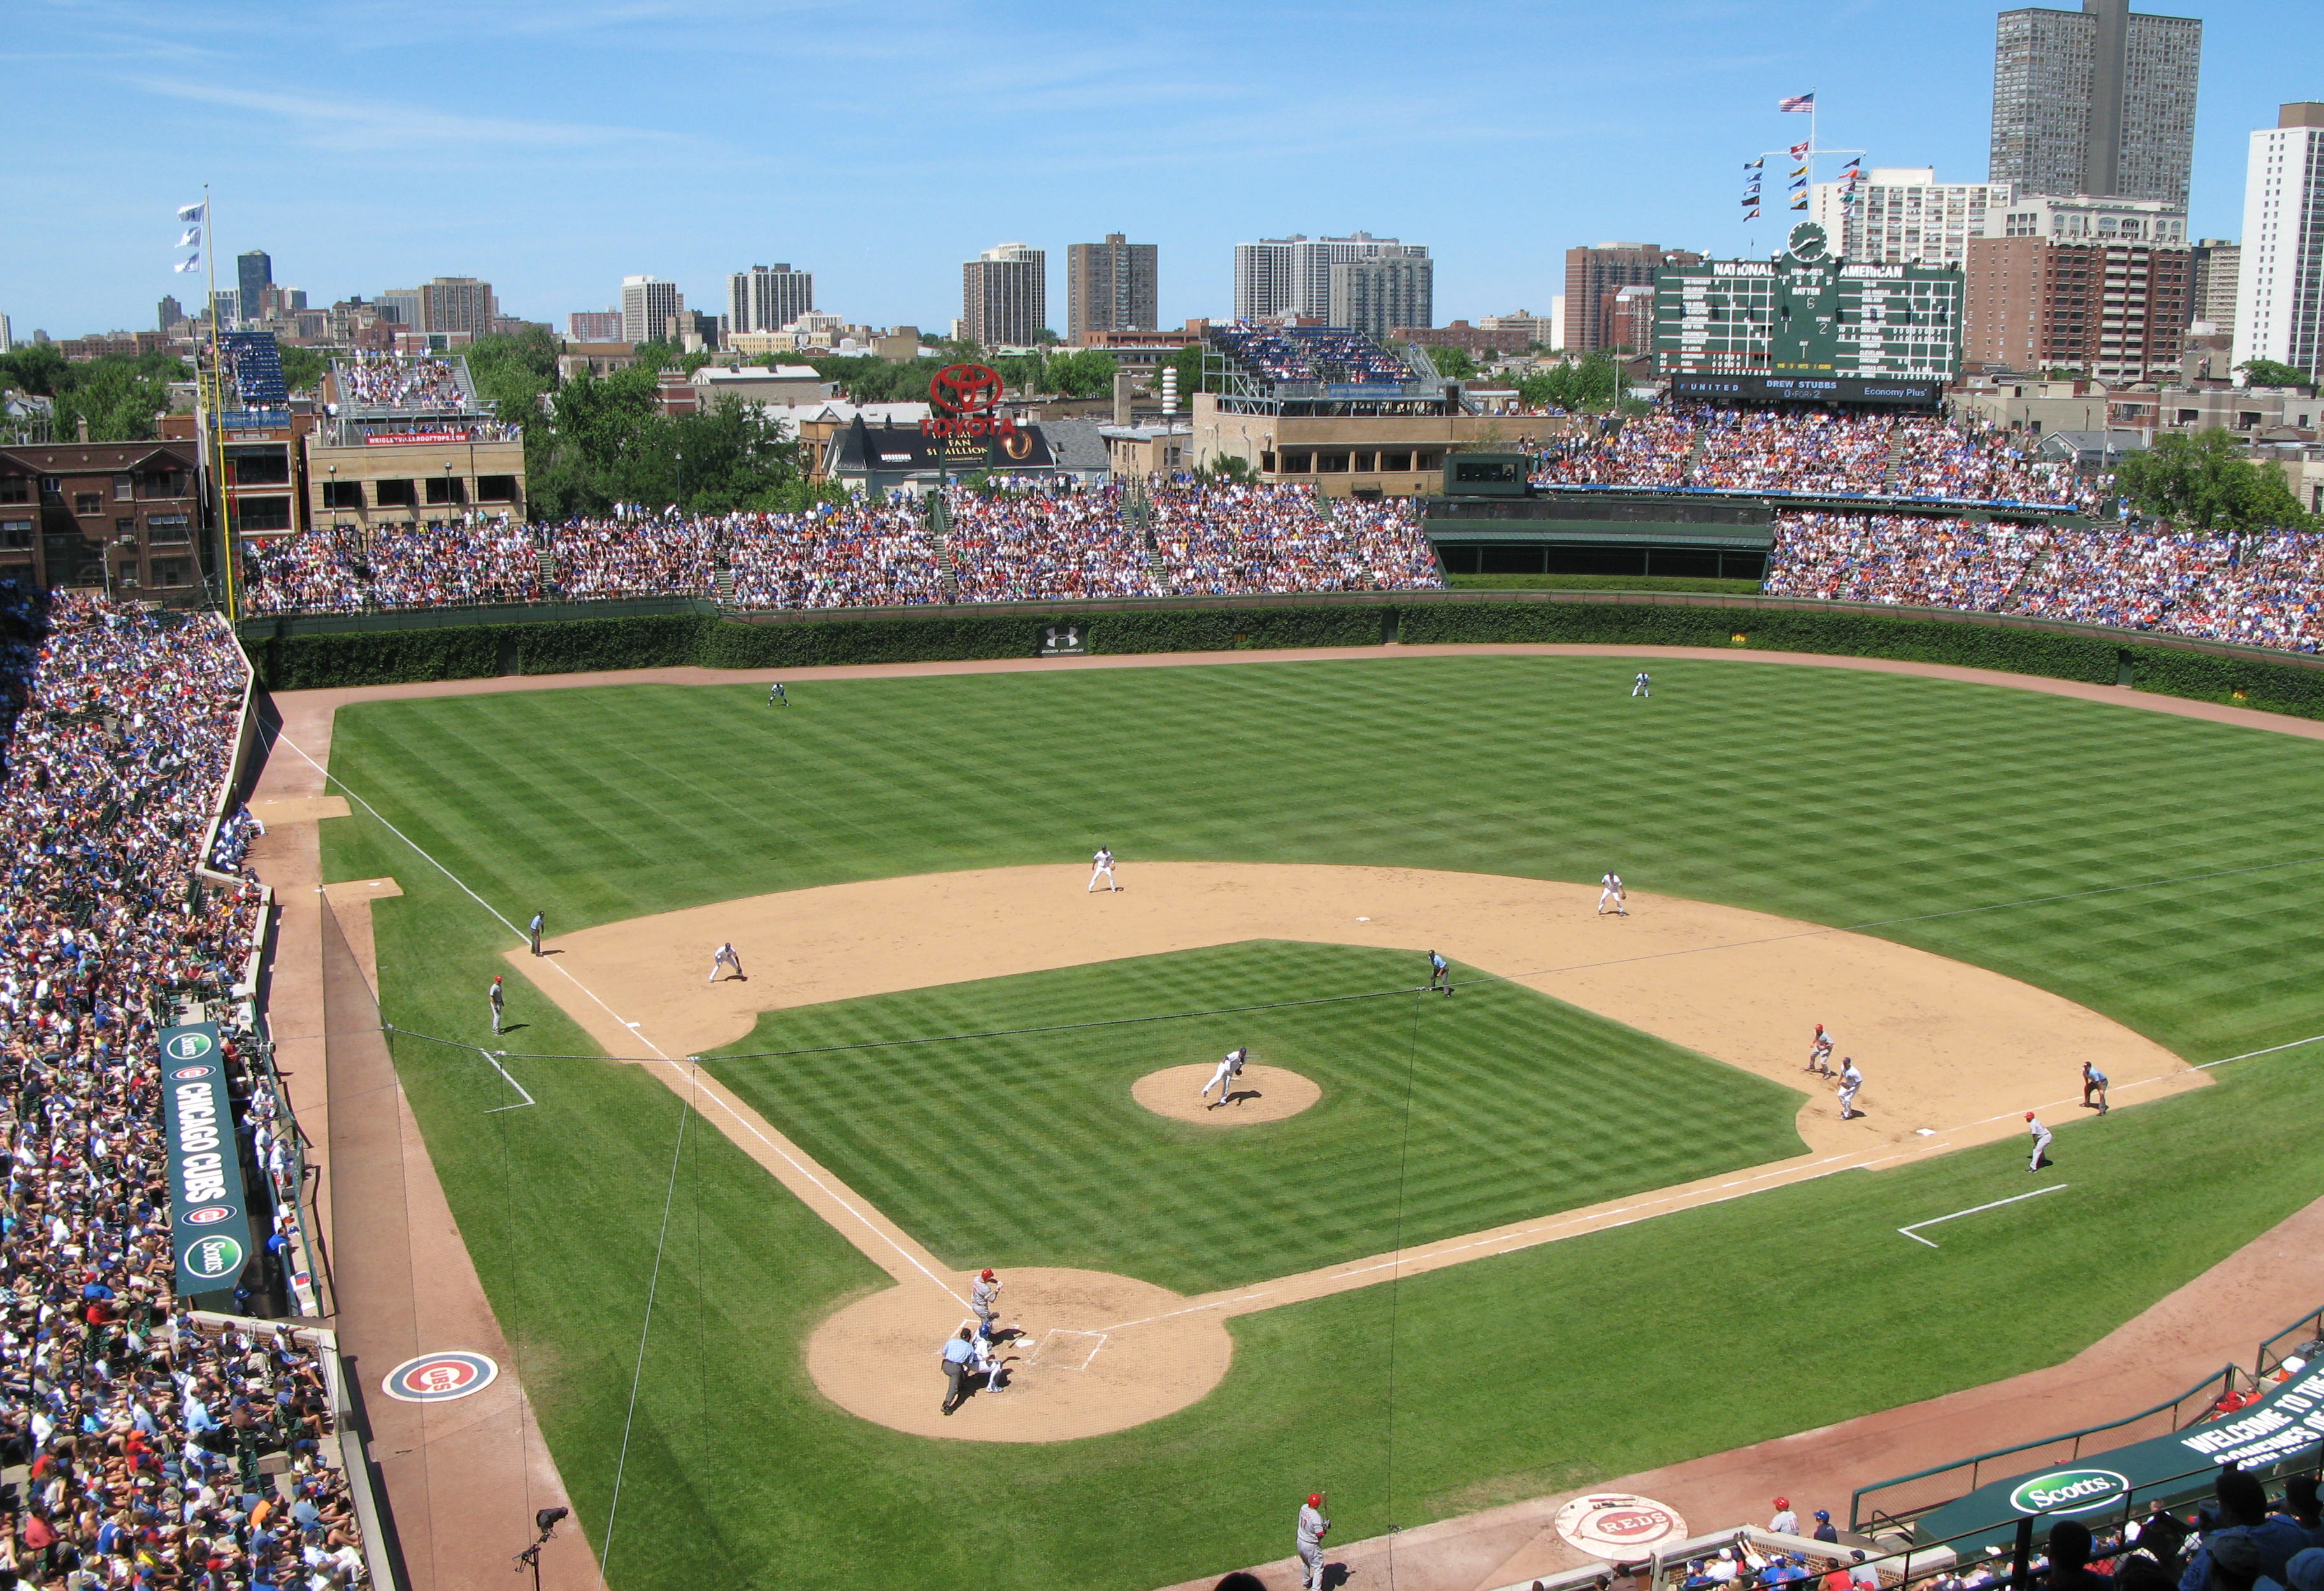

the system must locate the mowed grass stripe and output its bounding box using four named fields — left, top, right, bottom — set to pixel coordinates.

left=701, top=942, right=1803, bottom=1292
